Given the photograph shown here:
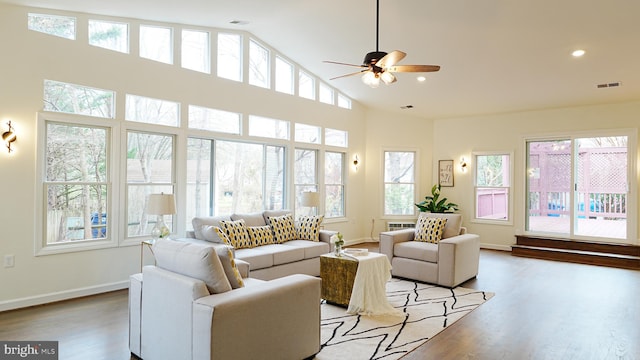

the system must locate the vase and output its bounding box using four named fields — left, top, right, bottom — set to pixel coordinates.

left=334, top=243, right=342, bottom=256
